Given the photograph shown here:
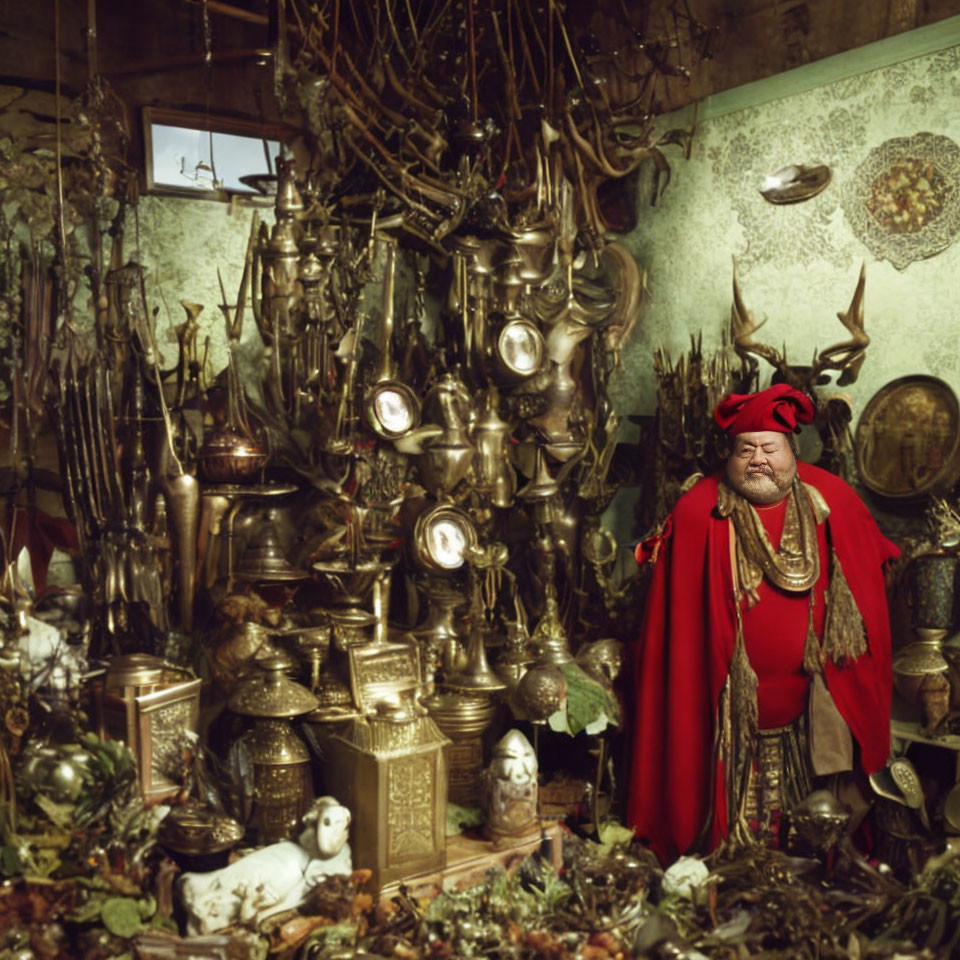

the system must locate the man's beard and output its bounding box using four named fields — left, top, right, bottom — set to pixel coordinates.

left=728, top=463, right=796, bottom=504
